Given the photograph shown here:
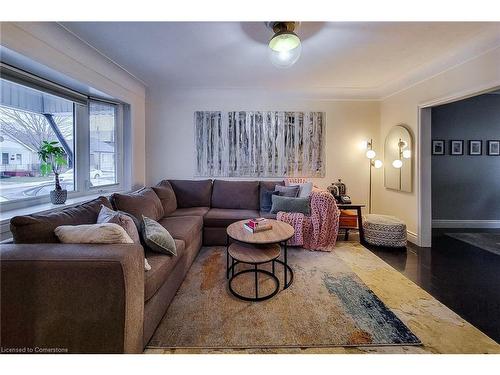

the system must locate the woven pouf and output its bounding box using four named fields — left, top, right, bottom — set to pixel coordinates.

left=363, top=214, right=407, bottom=248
